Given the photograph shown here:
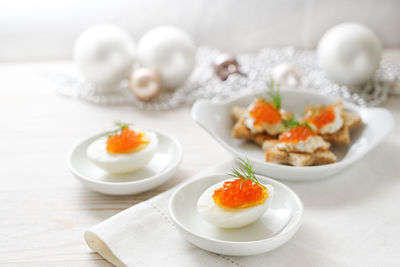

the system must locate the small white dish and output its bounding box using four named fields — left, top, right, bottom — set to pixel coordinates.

left=192, top=90, right=394, bottom=181
left=67, top=128, right=183, bottom=195
left=169, top=173, right=303, bottom=256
